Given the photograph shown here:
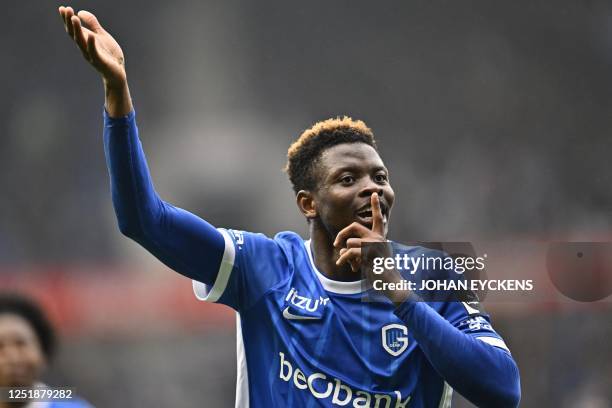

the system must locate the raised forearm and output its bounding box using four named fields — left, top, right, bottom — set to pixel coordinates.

left=103, top=109, right=156, bottom=237
left=103, top=111, right=225, bottom=284
left=394, top=301, right=521, bottom=407
left=60, top=6, right=224, bottom=283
